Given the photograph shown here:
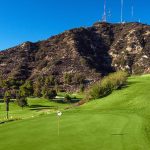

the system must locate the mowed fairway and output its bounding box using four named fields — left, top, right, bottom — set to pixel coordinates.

left=1, top=75, right=150, bottom=150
